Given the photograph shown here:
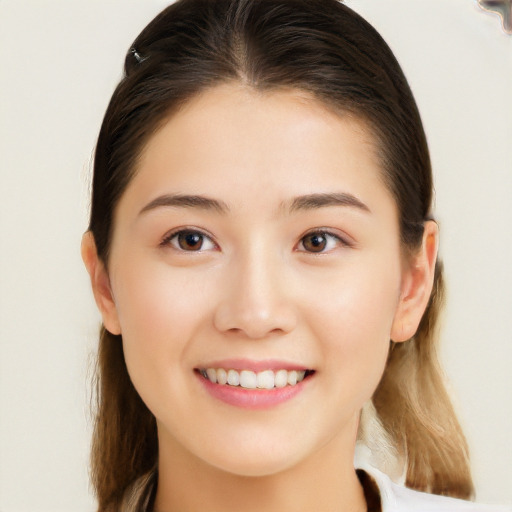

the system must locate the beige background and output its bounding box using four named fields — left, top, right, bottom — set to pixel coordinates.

left=0, top=1, right=510, bottom=510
